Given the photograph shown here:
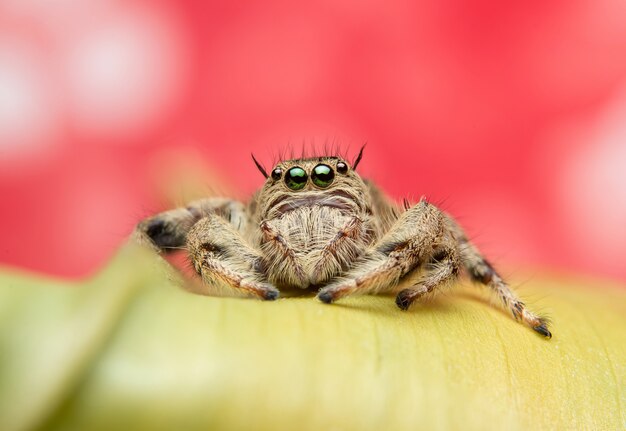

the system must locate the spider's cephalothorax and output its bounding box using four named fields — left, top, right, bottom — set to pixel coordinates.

left=135, top=147, right=552, bottom=338
left=250, top=156, right=377, bottom=289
